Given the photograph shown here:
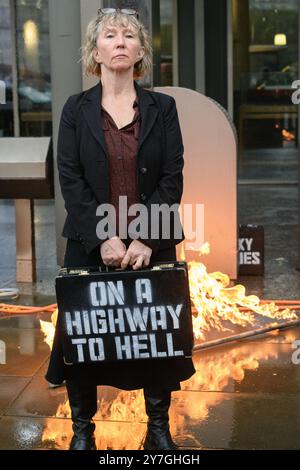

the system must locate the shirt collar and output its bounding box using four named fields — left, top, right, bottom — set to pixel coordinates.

left=101, top=96, right=140, bottom=131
